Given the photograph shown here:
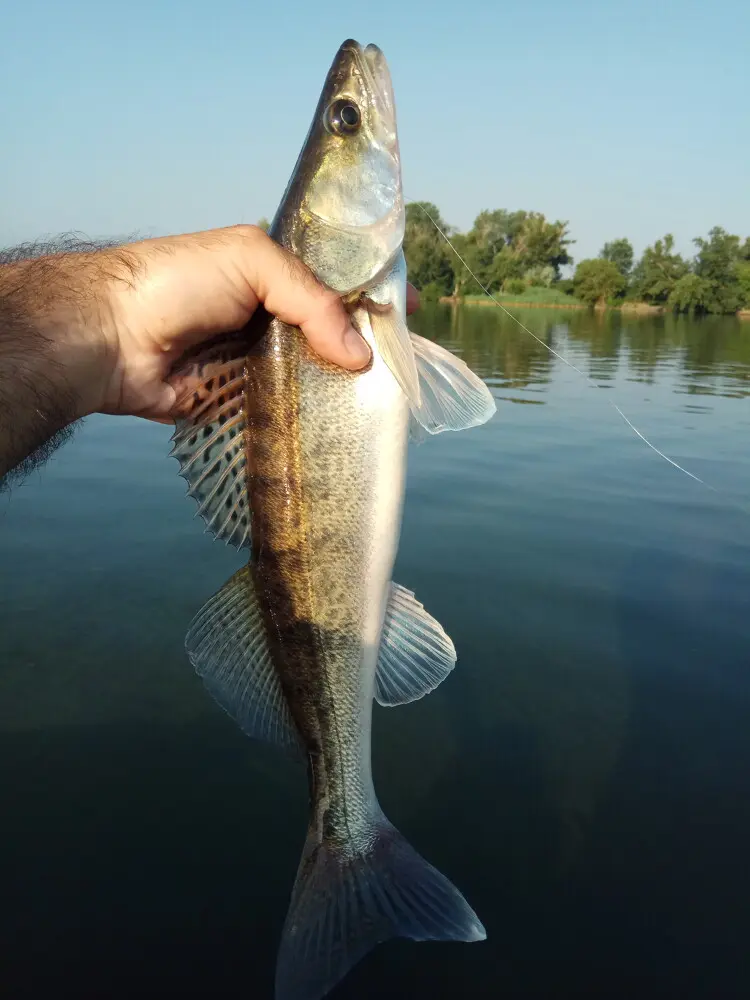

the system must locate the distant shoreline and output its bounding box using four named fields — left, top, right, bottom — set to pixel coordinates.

left=438, top=296, right=586, bottom=311
left=439, top=296, right=750, bottom=319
